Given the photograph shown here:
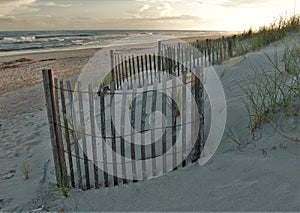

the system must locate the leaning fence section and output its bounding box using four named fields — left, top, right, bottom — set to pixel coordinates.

left=112, top=36, right=236, bottom=90
left=43, top=40, right=208, bottom=190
